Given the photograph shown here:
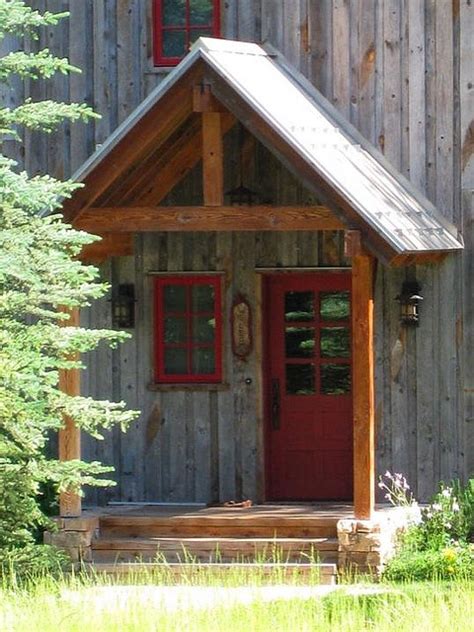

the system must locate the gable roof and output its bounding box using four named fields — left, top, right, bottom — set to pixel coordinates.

left=65, top=38, right=463, bottom=264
